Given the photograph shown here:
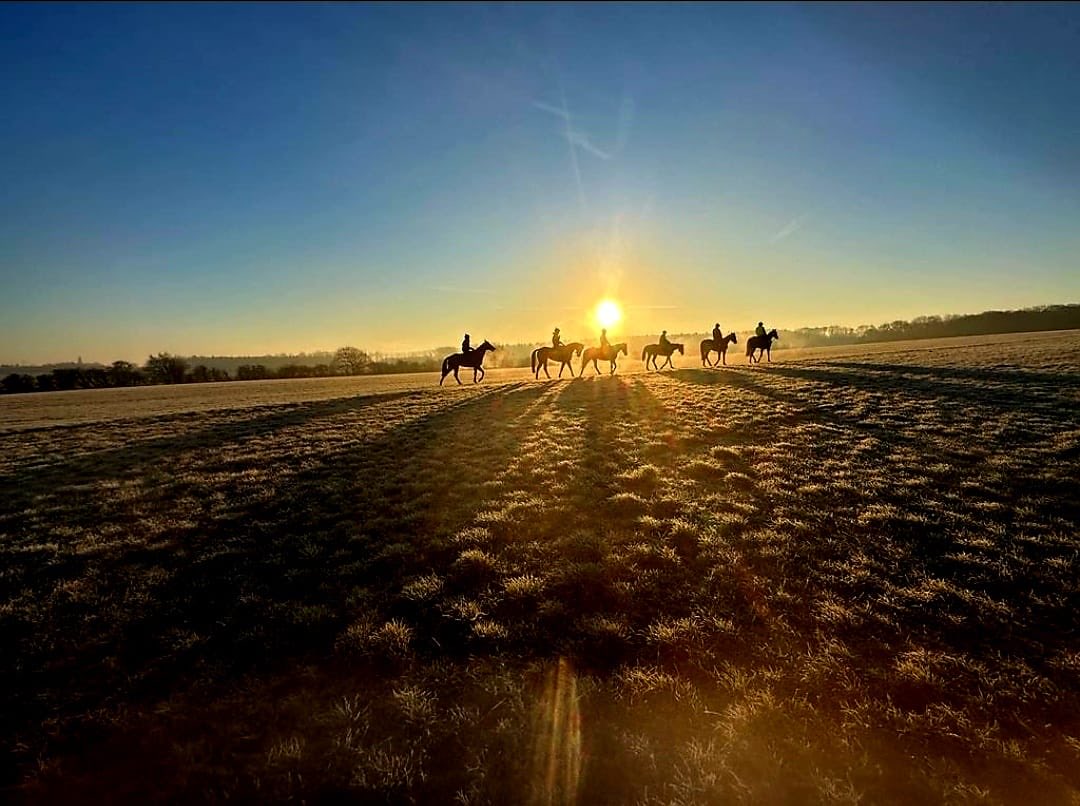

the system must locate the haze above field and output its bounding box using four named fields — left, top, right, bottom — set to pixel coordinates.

left=2, top=3, right=1079, bottom=363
